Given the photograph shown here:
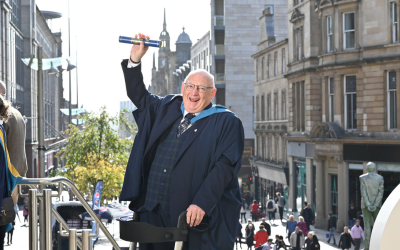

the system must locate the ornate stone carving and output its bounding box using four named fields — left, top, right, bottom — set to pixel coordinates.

left=334, top=155, right=343, bottom=164
left=313, top=154, right=326, bottom=162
